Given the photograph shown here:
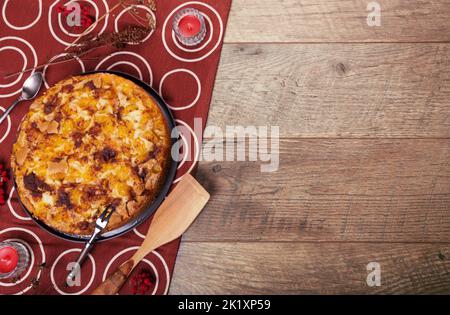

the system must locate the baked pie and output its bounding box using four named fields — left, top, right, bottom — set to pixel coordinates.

left=11, top=73, right=171, bottom=235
